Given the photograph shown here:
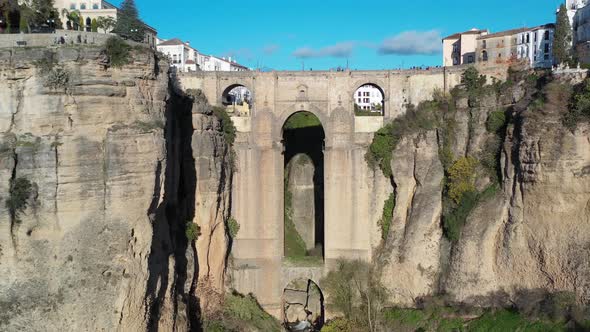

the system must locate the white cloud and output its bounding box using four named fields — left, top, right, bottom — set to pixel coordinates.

left=292, top=42, right=355, bottom=58
left=263, top=44, right=280, bottom=55
left=378, top=30, right=442, bottom=55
